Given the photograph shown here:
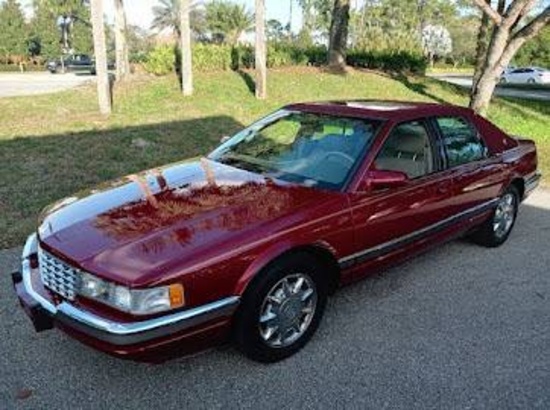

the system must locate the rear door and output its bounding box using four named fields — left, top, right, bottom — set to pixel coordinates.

left=432, top=115, right=504, bottom=215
